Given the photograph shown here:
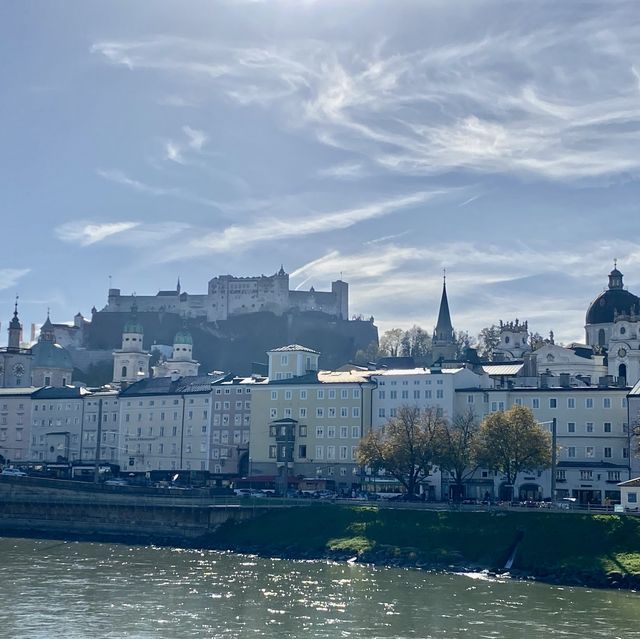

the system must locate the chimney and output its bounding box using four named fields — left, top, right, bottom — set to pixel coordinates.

left=598, top=376, right=608, bottom=388
left=559, top=373, right=570, bottom=388
left=576, top=374, right=591, bottom=386
left=539, top=374, right=549, bottom=389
